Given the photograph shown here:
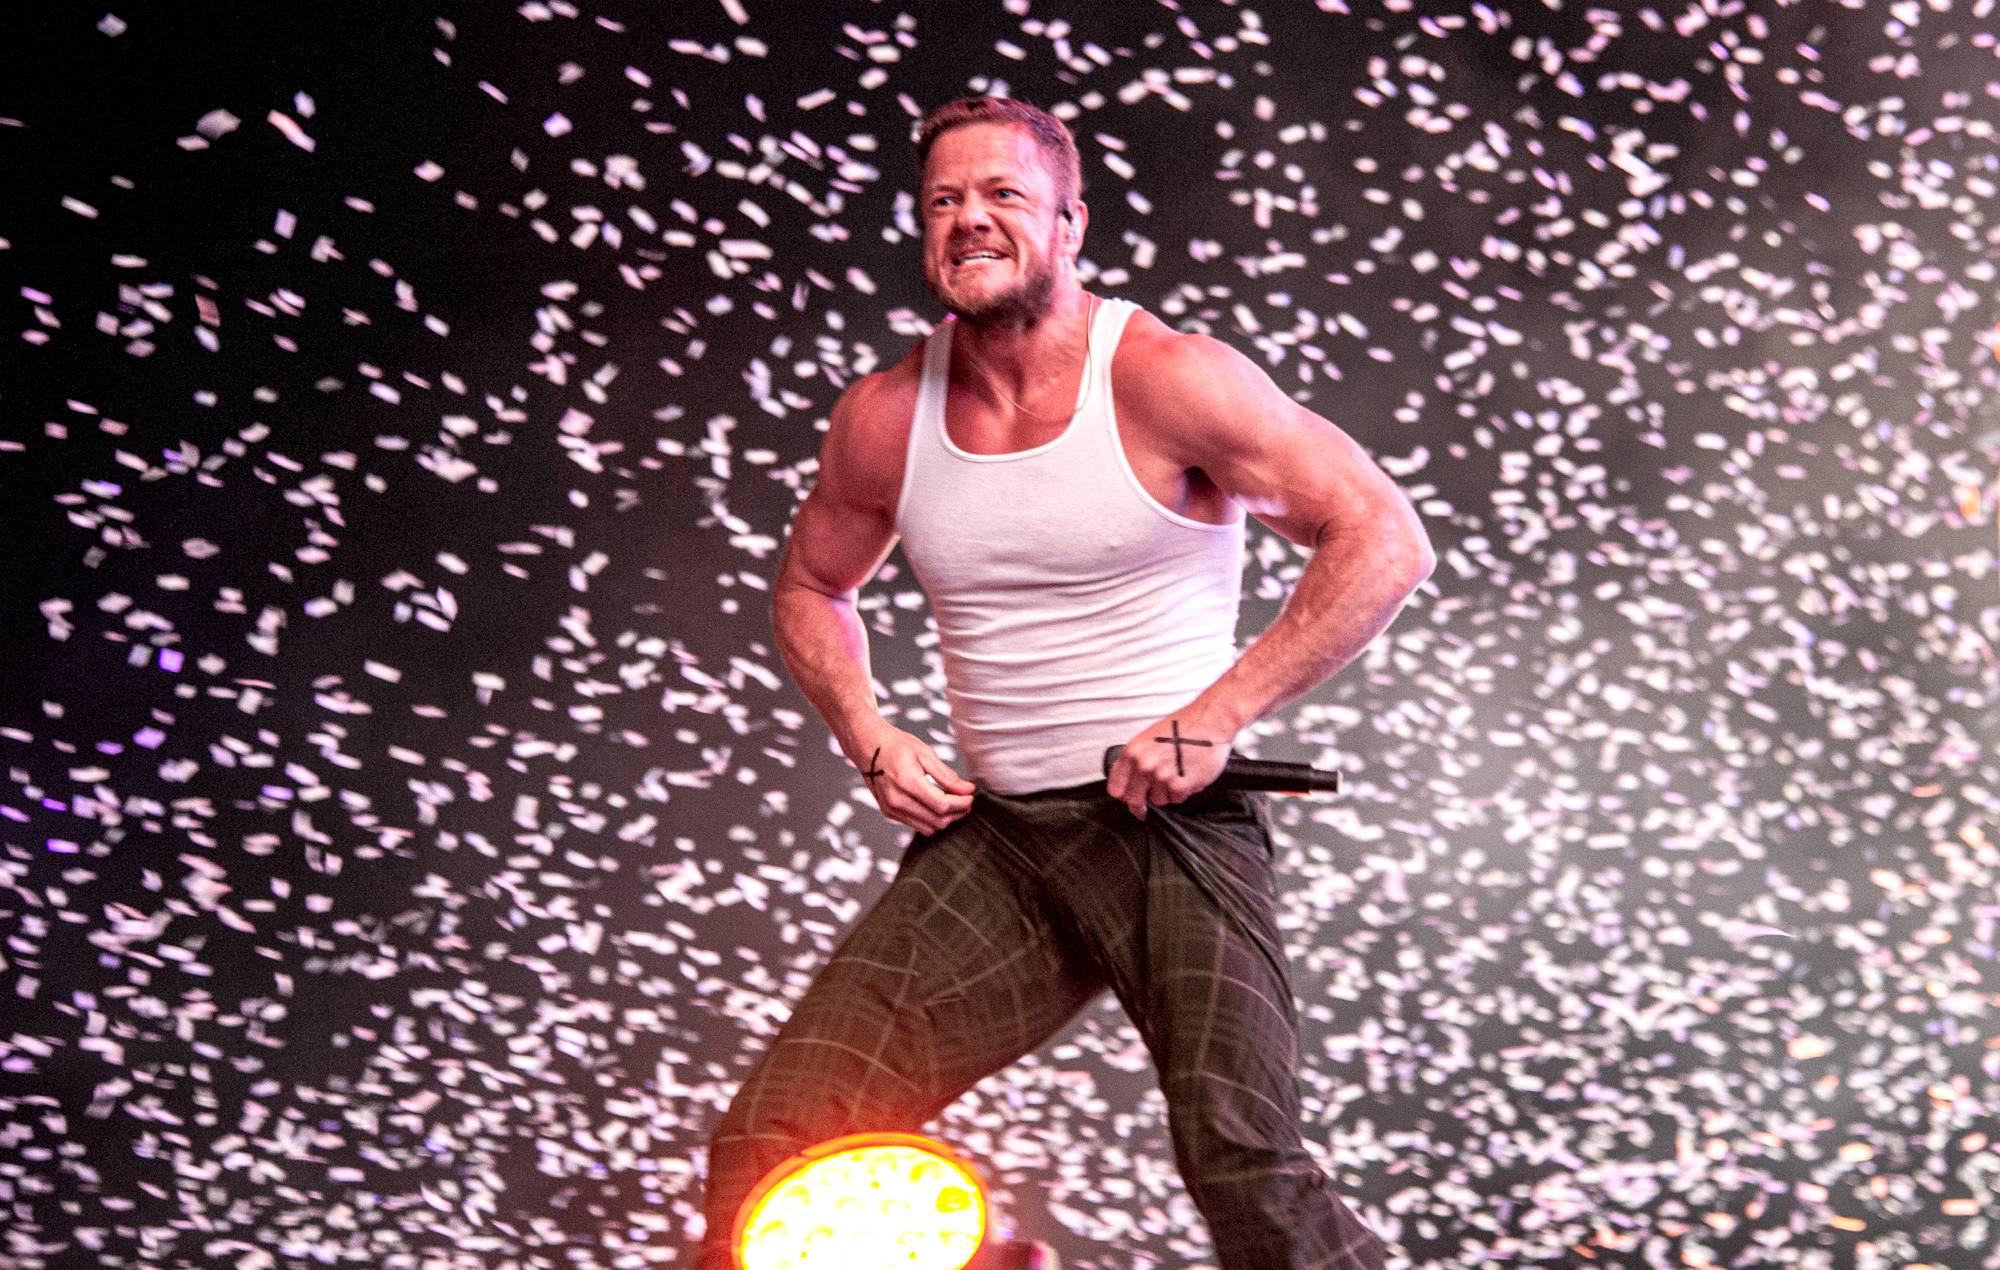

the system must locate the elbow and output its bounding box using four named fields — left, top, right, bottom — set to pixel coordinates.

left=772, top=572, right=855, bottom=628
left=1384, top=542, right=1433, bottom=602
left=1403, top=533, right=1437, bottom=590
left=1377, top=499, right=1435, bottom=593
left=1313, top=497, right=1434, bottom=592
